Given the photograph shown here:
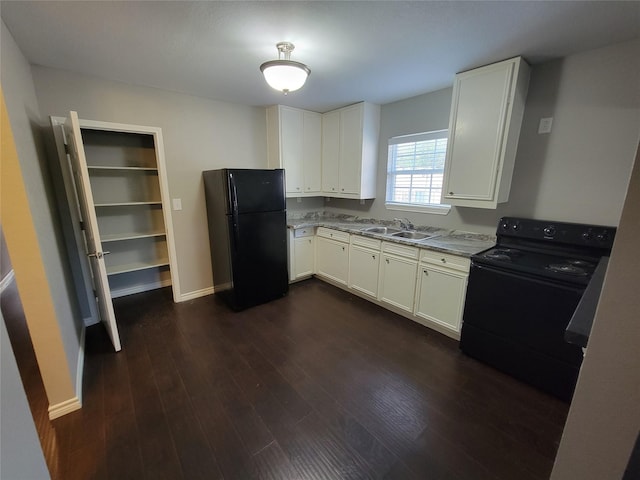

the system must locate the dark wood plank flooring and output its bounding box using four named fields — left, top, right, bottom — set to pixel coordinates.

left=49, top=279, right=568, bottom=479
